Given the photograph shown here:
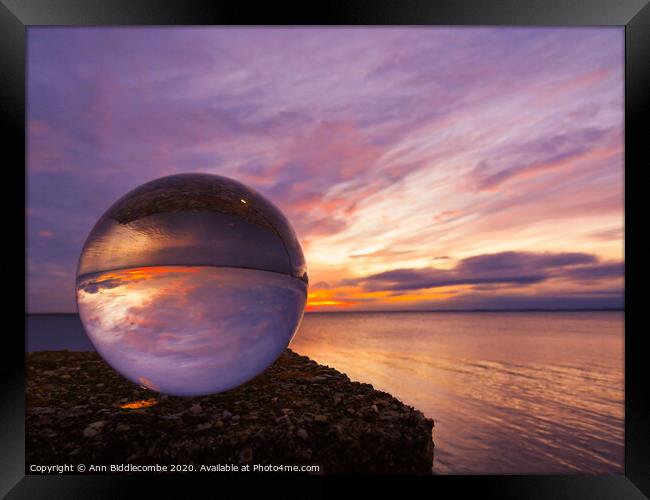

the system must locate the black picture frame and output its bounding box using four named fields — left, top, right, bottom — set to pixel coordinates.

left=3, top=0, right=648, bottom=497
